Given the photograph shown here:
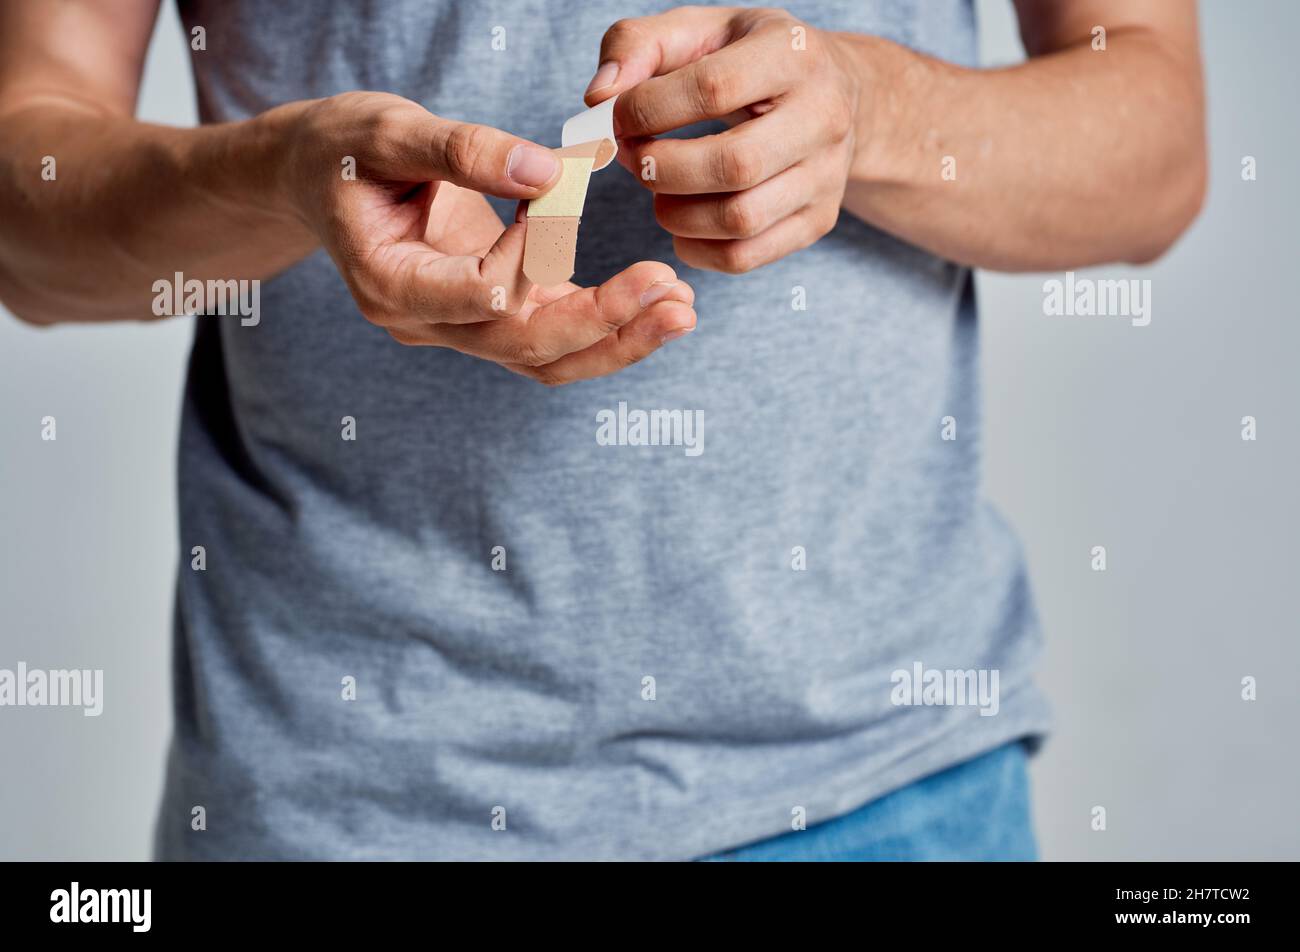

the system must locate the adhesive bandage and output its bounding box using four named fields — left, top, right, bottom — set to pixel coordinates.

left=523, top=97, right=618, bottom=286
